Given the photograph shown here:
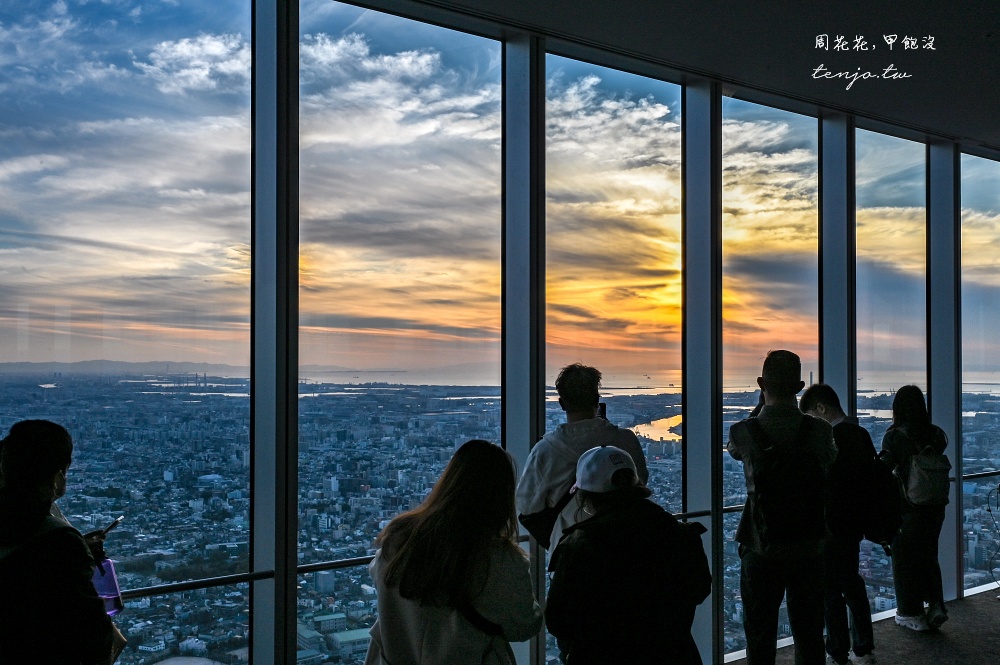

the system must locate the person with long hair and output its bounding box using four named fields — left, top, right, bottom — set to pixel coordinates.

left=545, top=446, right=711, bottom=664
left=0, top=420, right=125, bottom=664
left=365, top=439, right=542, bottom=664
left=879, top=385, right=949, bottom=632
